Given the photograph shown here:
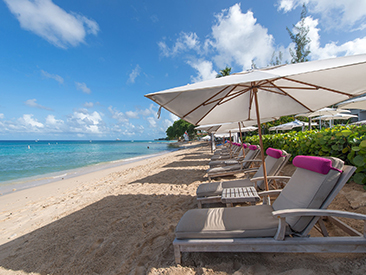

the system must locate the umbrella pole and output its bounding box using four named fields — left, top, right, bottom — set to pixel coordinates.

left=253, top=88, right=269, bottom=192
left=238, top=122, right=246, bottom=157
left=229, top=131, right=232, bottom=158
left=308, top=117, right=311, bottom=131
